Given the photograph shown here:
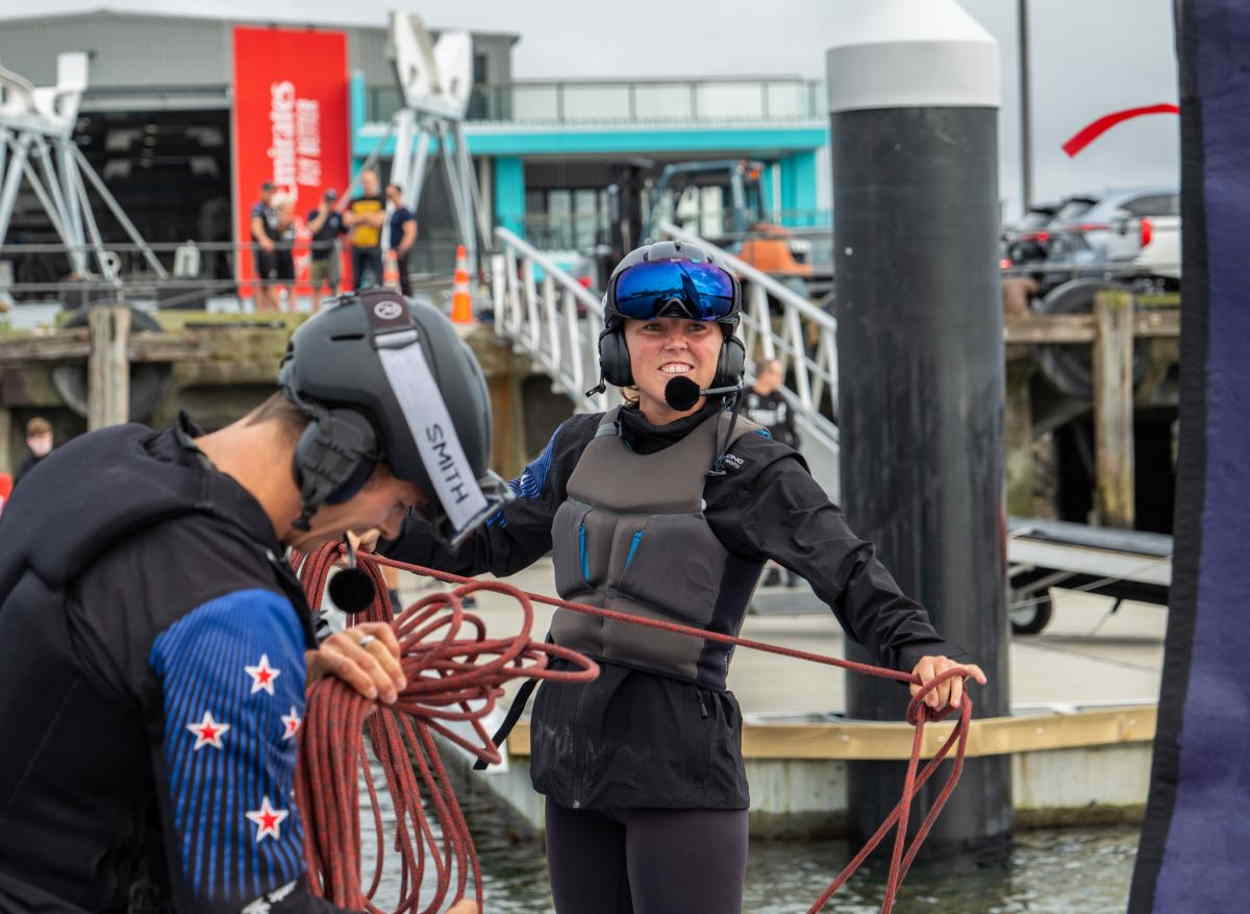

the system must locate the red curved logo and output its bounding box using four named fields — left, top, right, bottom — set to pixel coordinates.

left=1062, top=103, right=1180, bottom=157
